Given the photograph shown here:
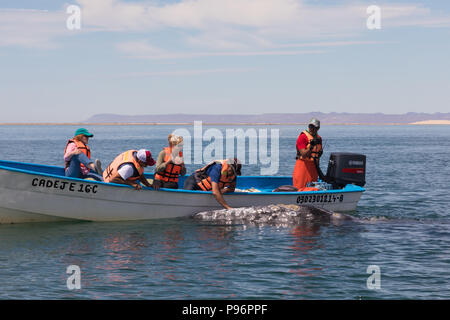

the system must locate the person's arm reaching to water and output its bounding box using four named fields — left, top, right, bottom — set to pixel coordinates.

left=109, top=177, right=141, bottom=190
left=211, top=181, right=232, bottom=209
left=111, top=174, right=151, bottom=190
left=110, top=164, right=146, bottom=190
left=138, top=174, right=152, bottom=188
left=205, top=163, right=233, bottom=209
left=108, top=174, right=151, bottom=190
